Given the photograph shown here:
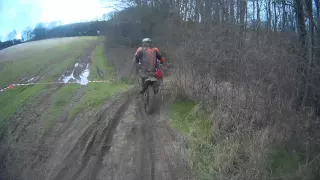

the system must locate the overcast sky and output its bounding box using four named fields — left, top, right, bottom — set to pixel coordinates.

left=0, top=0, right=117, bottom=41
